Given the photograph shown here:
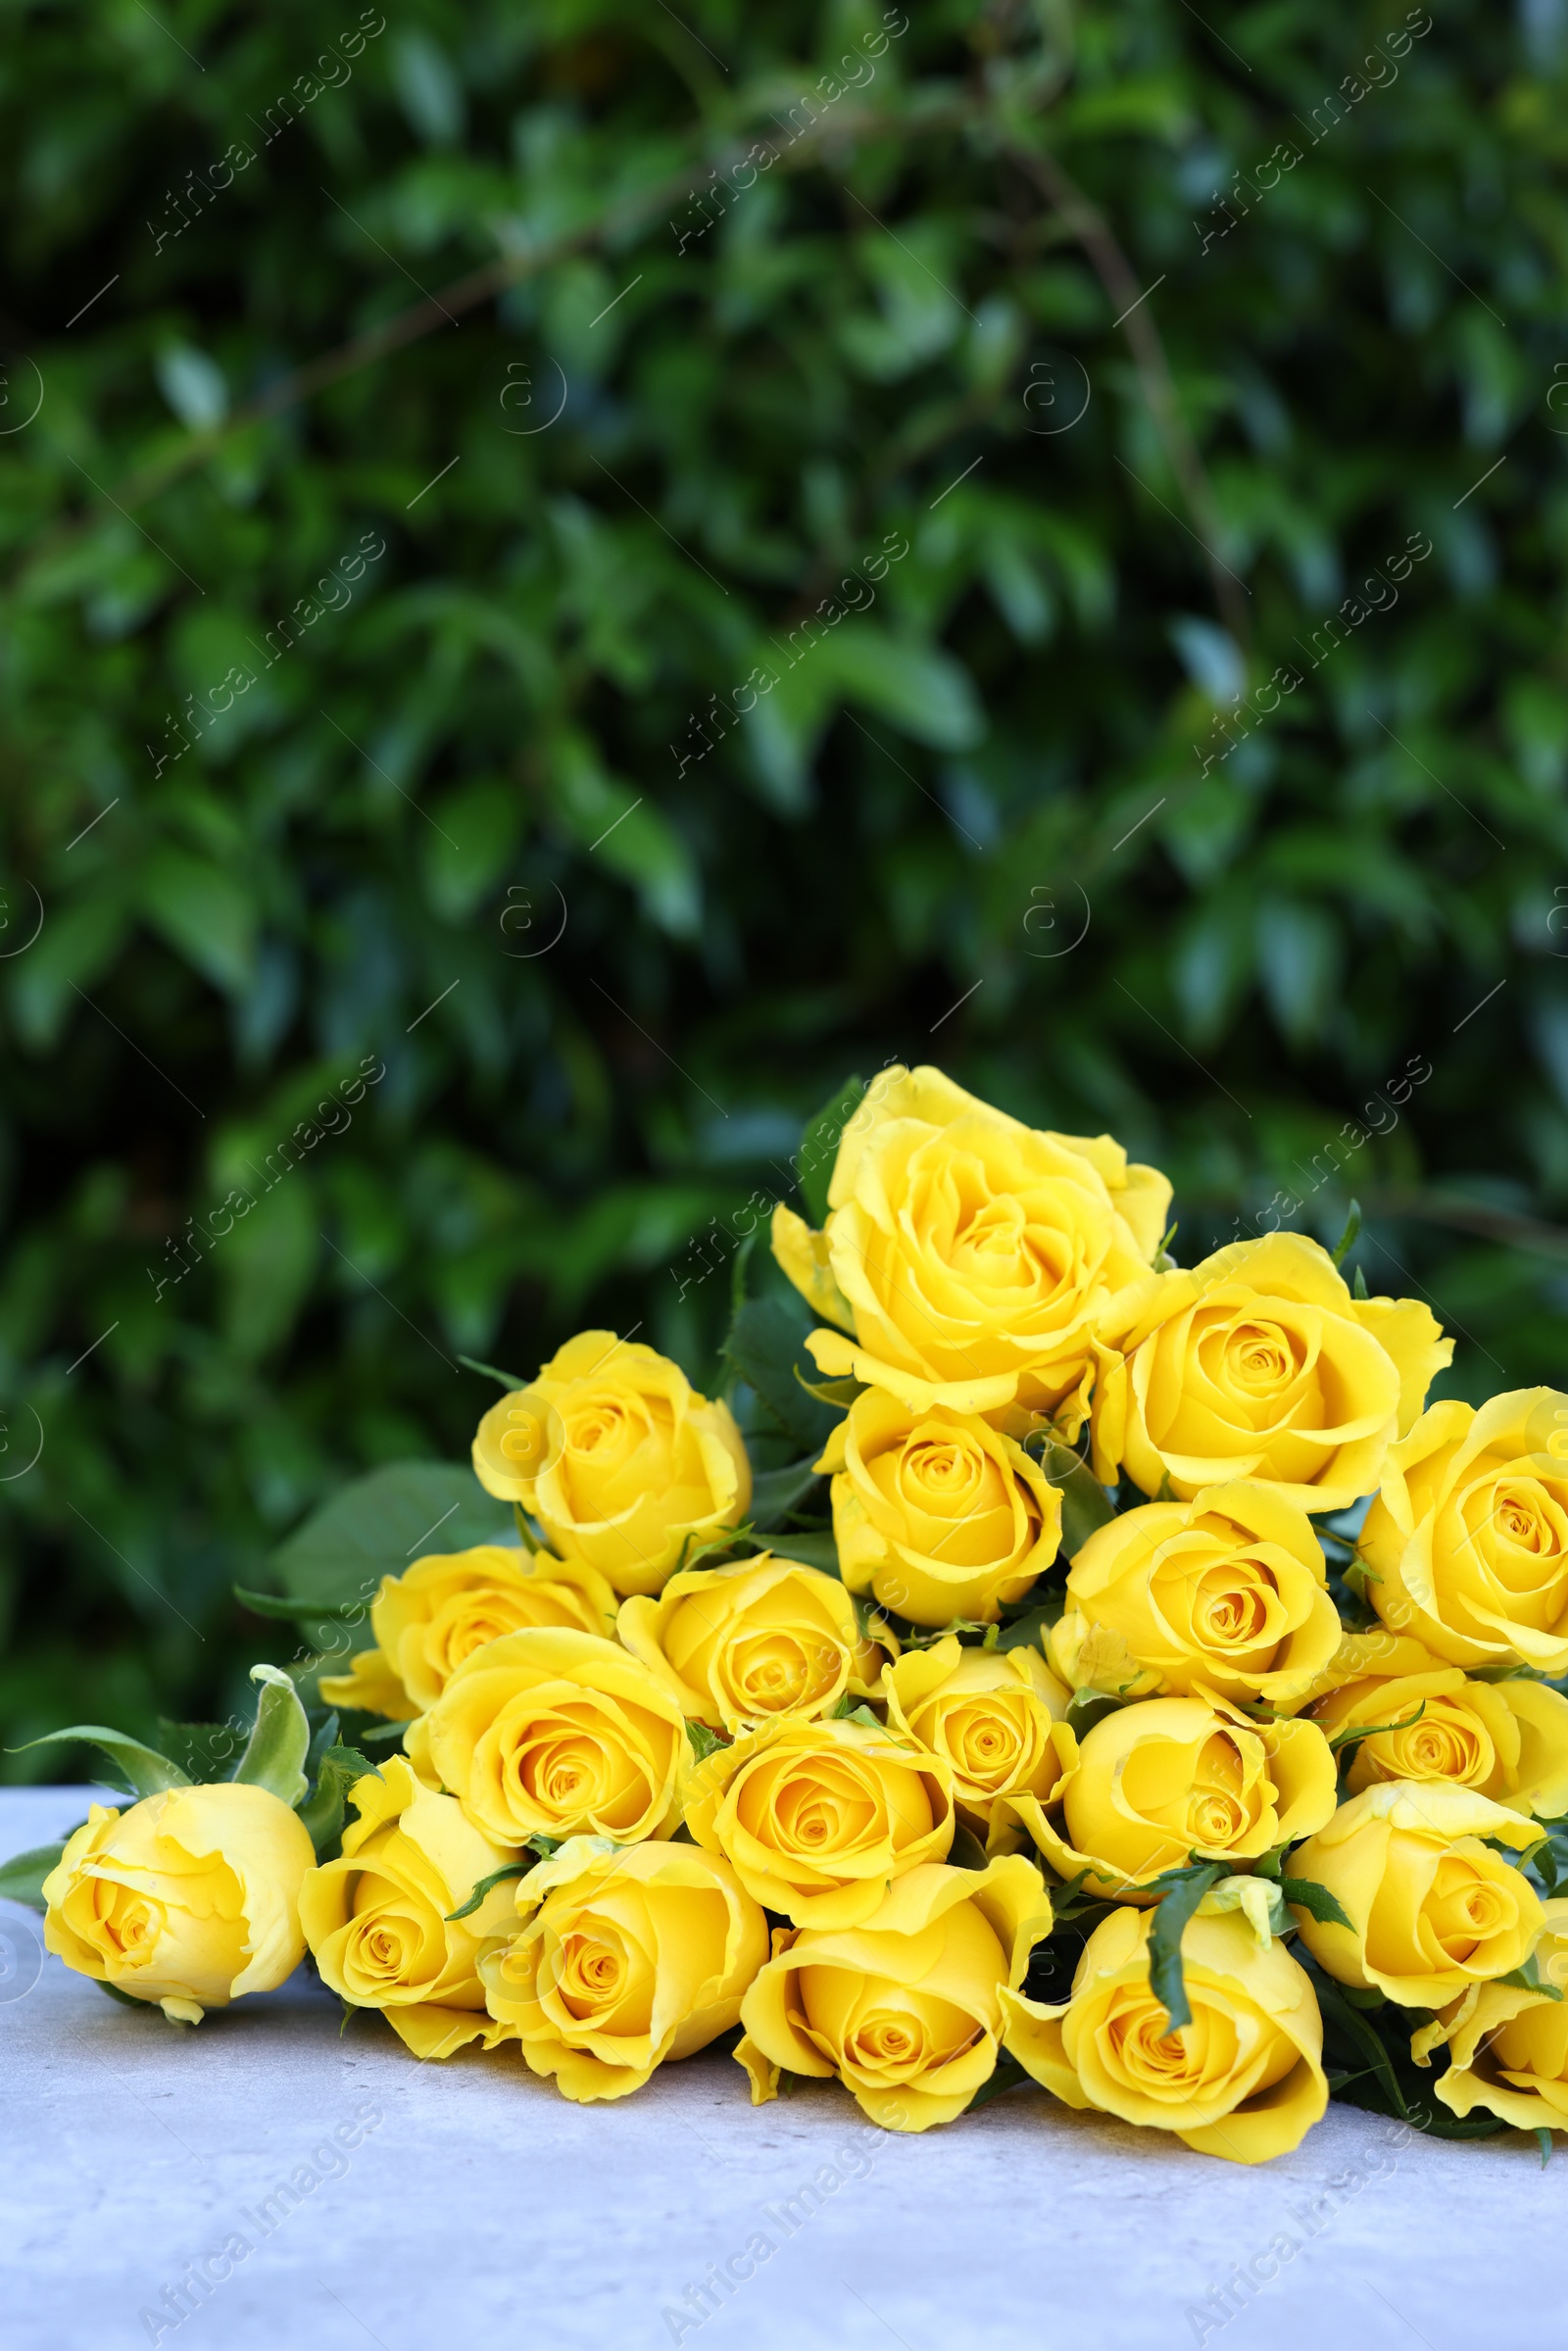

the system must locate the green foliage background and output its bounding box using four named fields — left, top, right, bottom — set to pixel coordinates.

left=2, top=0, right=1566, bottom=1767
